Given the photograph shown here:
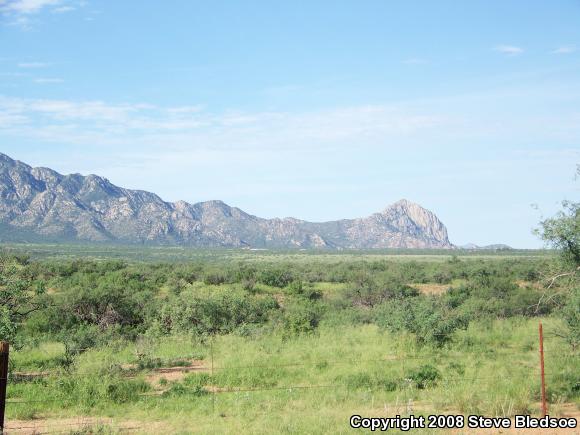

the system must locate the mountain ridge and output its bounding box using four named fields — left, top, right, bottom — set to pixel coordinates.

left=0, top=152, right=453, bottom=249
